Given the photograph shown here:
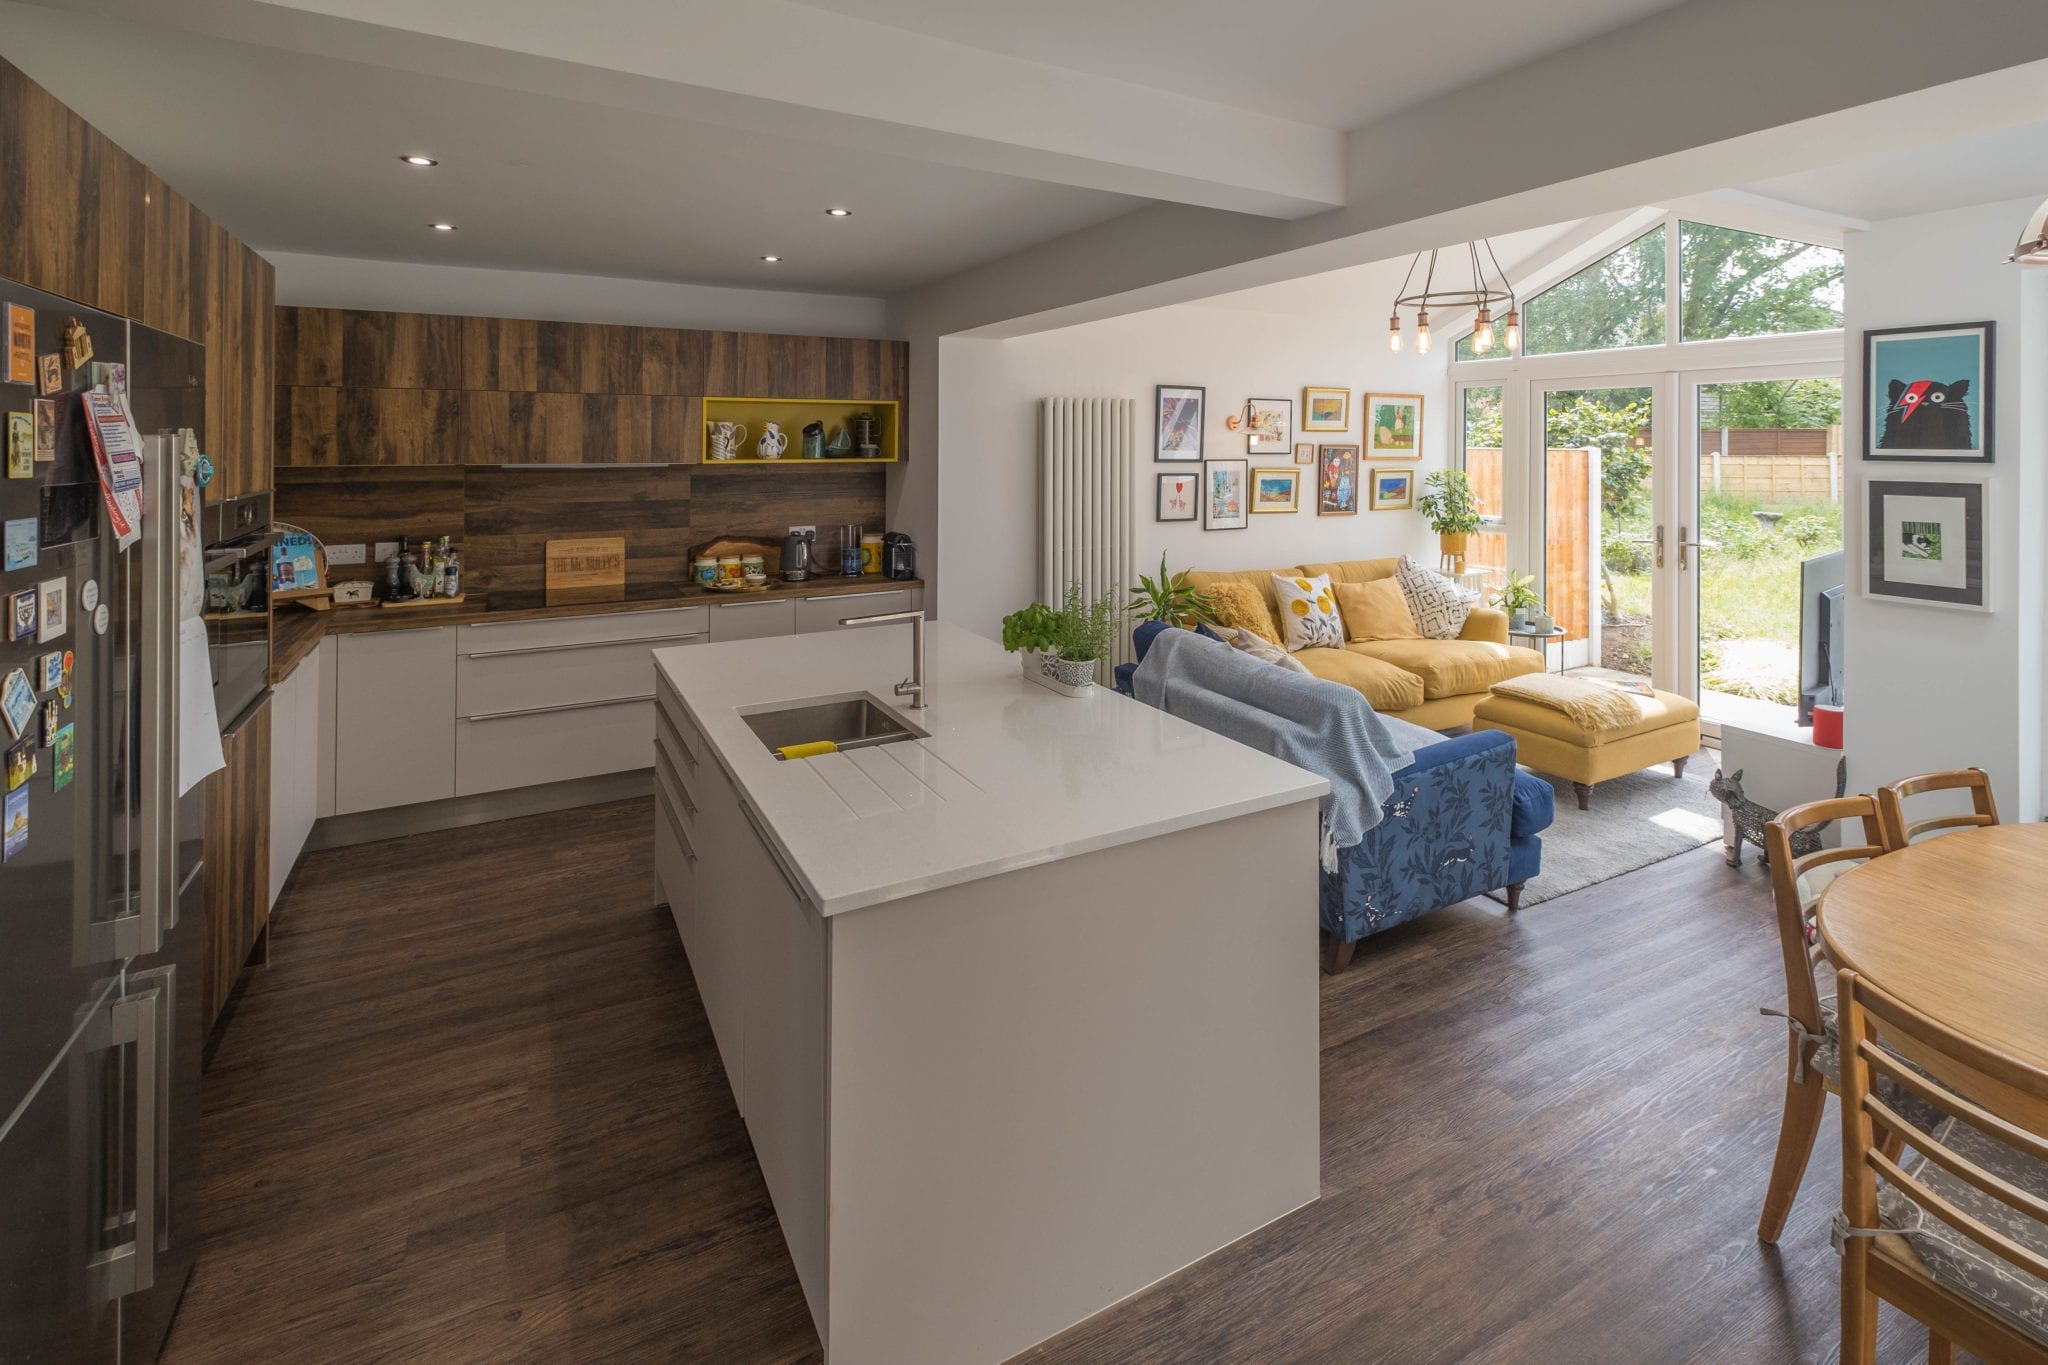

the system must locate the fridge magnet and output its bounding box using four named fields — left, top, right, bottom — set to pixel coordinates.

left=2, top=667, right=35, bottom=738
left=5, top=304, right=32, bottom=384
left=4, top=787, right=26, bottom=862
left=37, top=651, right=61, bottom=692
left=39, top=699, right=58, bottom=746
left=37, top=578, right=66, bottom=642
left=5, top=742, right=31, bottom=792
left=52, top=724, right=73, bottom=791
left=5, top=412, right=29, bottom=478
left=7, top=589, right=36, bottom=643
left=33, top=398, right=54, bottom=460
left=3, top=517, right=34, bottom=571
left=92, top=603, right=108, bottom=636
left=60, top=317, right=93, bottom=371
left=79, top=581, right=96, bottom=615
left=36, top=353, right=60, bottom=395
left=83, top=361, right=125, bottom=396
